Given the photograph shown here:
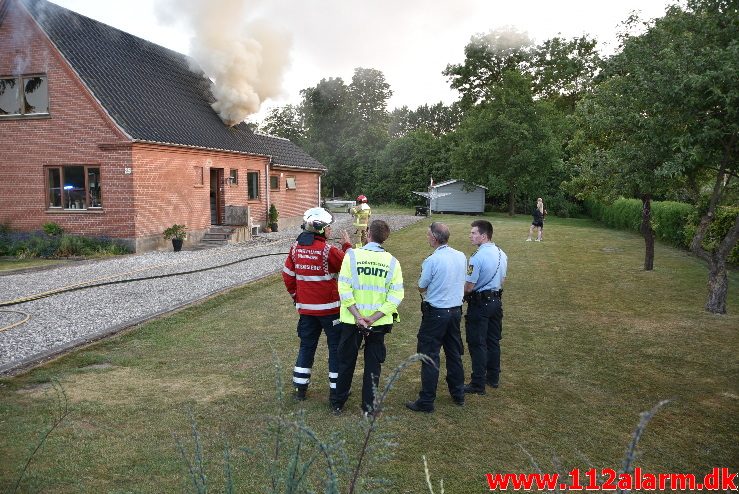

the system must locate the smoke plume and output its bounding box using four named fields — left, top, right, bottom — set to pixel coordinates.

left=156, top=0, right=291, bottom=126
